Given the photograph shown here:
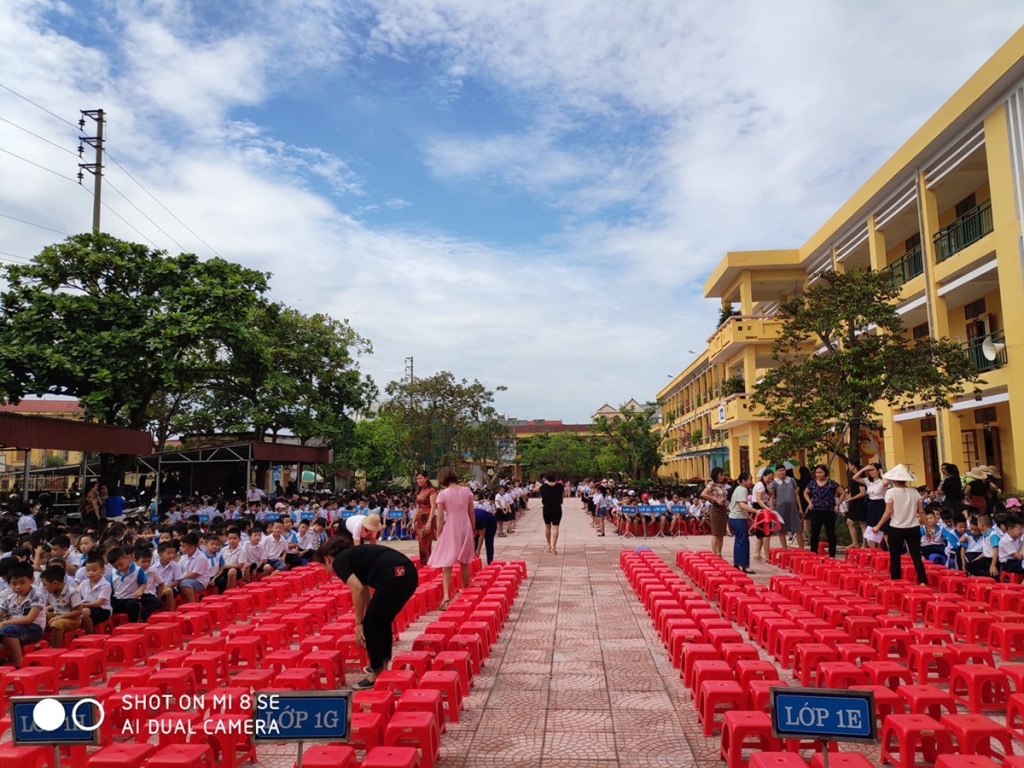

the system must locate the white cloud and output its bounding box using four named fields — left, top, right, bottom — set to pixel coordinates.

left=1, top=0, right=1023, bottom=424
